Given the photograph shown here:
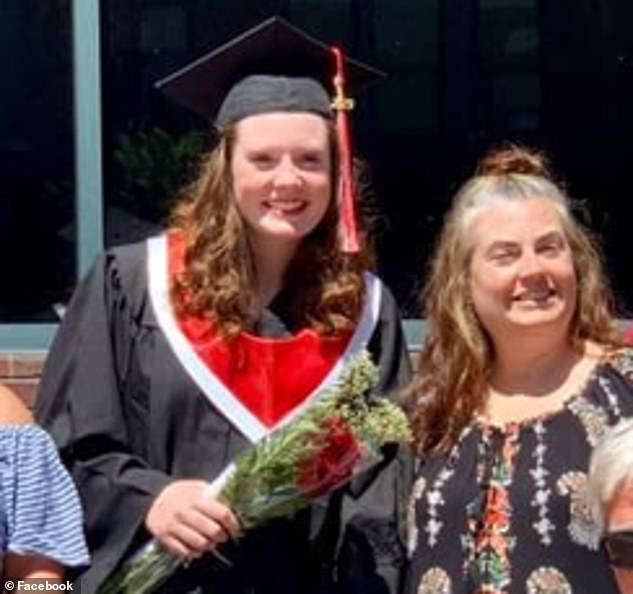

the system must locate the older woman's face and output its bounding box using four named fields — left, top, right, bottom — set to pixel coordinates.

left=467, top=196, right=577, bottom=345
left=230, top=112, right=332, bottom=250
